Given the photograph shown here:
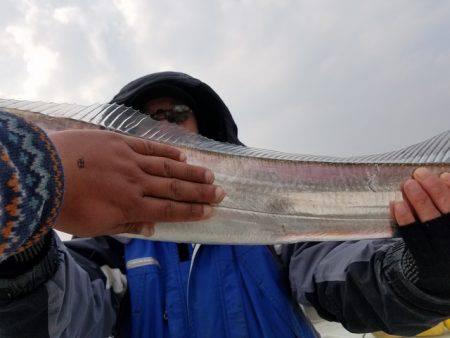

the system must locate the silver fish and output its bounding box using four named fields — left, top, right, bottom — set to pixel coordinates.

left=0, top=98, right=449, bottom=244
